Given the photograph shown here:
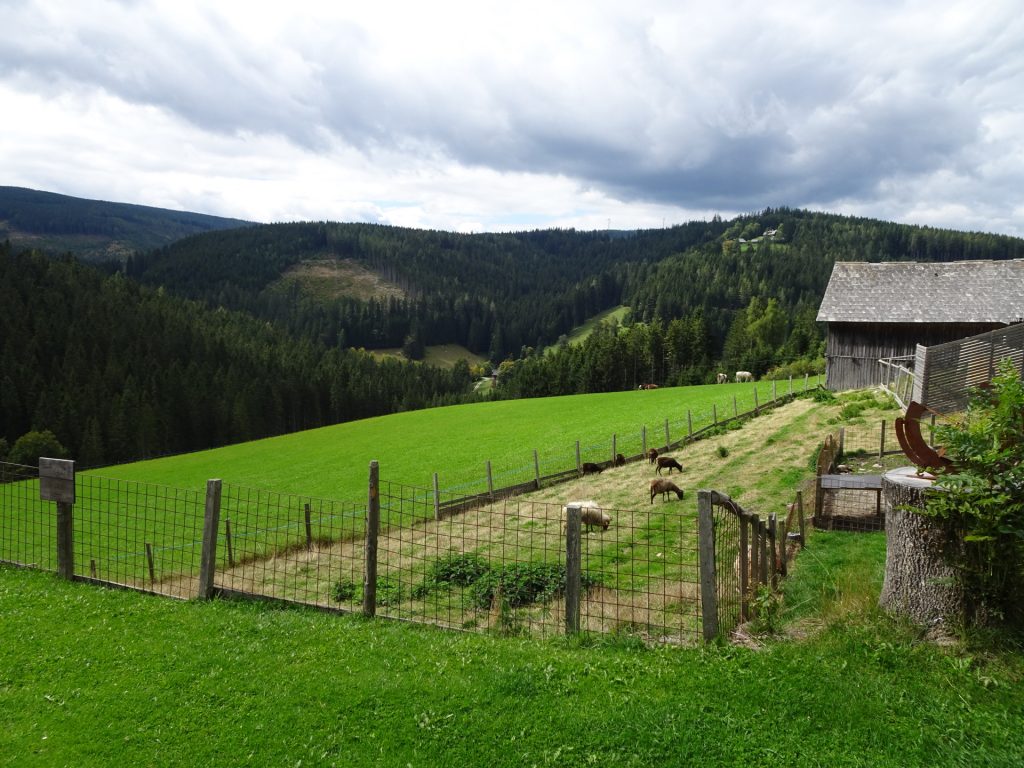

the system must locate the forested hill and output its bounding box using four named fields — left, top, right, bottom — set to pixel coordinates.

left=0, top=186, right=251, bottom=263
left=0, top=243, right=472, bottom=467
left=126, top=209, right=1024, bottom=366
